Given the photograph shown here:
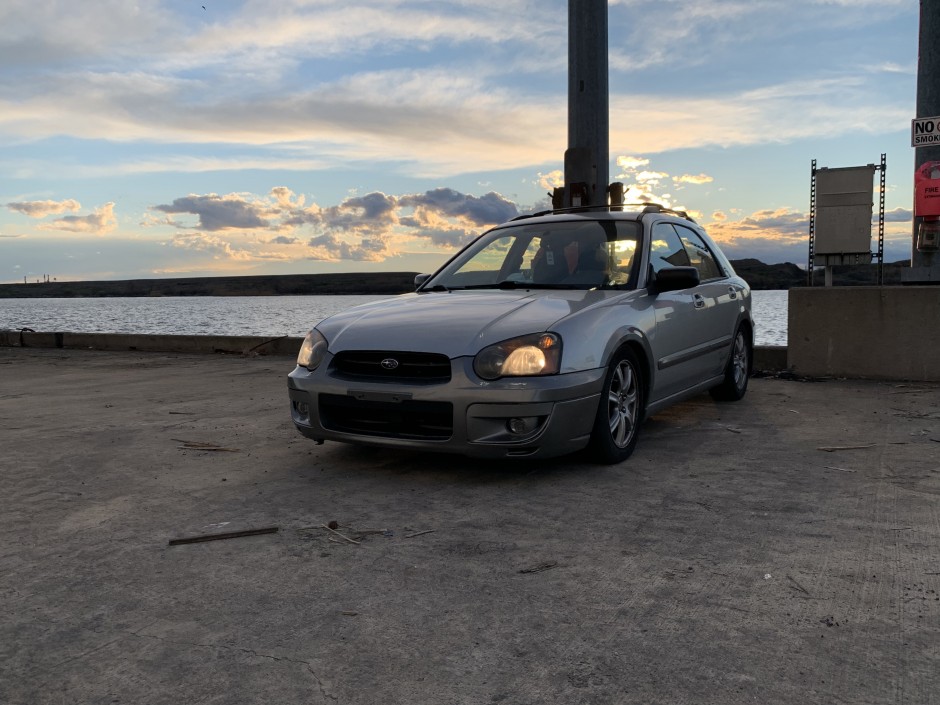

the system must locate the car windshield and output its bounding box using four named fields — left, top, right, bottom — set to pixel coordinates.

left=423, top=219, right=641, bottom=291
